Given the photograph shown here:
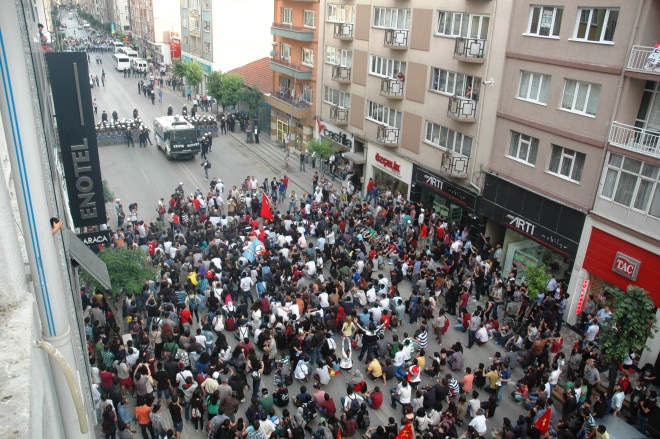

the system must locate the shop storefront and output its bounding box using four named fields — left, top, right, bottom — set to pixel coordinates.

left=478, top=174, right=585, bottom=282
left=365, top=144, right=412, bottom=199
left=410, top=164, right=478, bottom=226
